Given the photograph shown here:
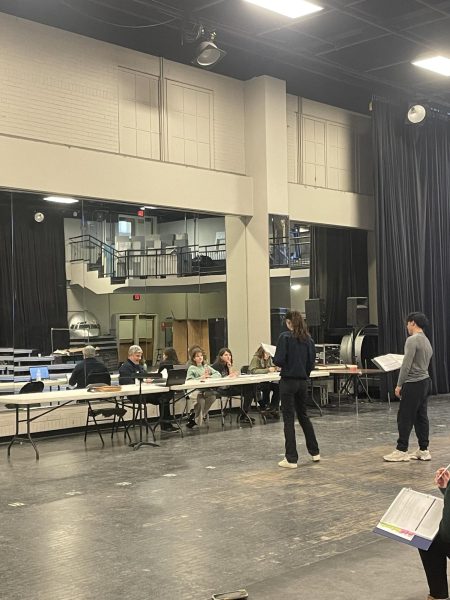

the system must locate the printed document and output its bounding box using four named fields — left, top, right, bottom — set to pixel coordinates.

left=372, top=354, right=404, bottom=372
left=374, top=488, right=443, bottom=548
